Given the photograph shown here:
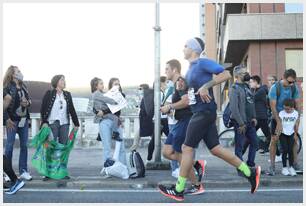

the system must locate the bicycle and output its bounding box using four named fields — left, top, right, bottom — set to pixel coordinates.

left=218, top=128, right=302, bottom=154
